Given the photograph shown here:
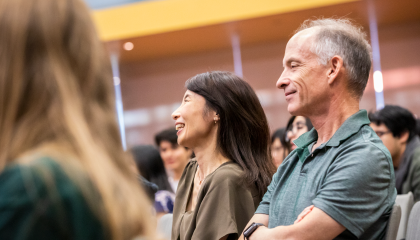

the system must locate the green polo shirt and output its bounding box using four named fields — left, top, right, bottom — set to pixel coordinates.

left=0, top=157, right=106, bottom=239
left=256, top=110, right=396, bottom=240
